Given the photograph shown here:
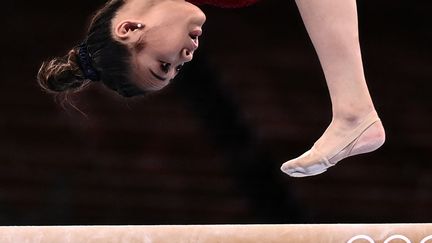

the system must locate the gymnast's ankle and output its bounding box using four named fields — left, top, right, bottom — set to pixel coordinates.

left=331, top=107, right=379, bottom=129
